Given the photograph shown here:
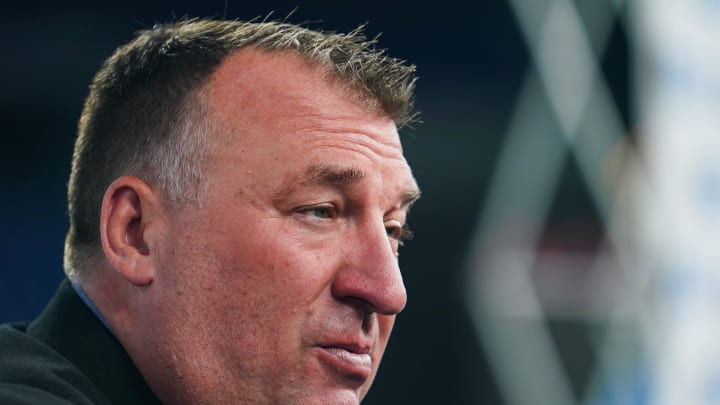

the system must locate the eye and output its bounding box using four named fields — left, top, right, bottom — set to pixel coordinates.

left=385, top=220, right=414, bottom=246
left=307, top=206, right=333, bottom=218
left=386, top=221, right=402, bottom=239
left=296, top=204, right=337, bottom=220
